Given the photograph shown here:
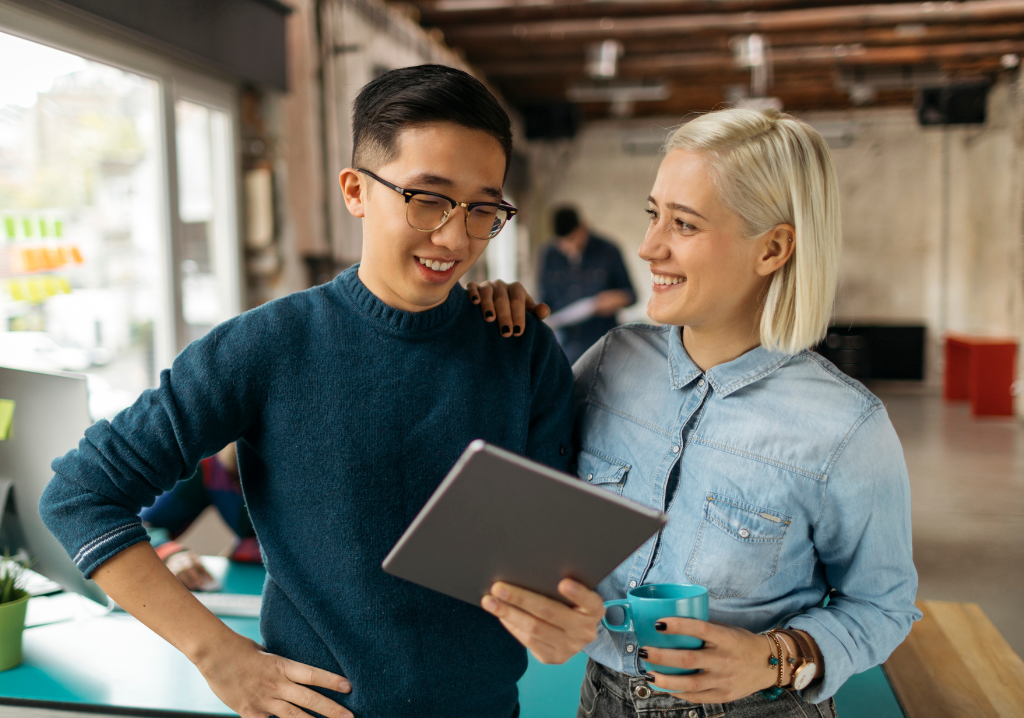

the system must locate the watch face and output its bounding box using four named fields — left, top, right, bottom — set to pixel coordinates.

left=793, top=663, right=817, bottom=690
